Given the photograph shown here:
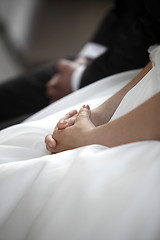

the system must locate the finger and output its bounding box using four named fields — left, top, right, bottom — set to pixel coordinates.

left=57, top=109, right=77, bottom=123
left=57, top=59, right=71, bottom=72
left=58, top=114, right=78, bottom=129
left=46, top=75, right=60, bottom=98
left=82, top=104, right=90, bottom=110
left=57, top=110, right=78, bottom=129
left=62, top=110, right=78, bottom=120
left=47, top=88, right=60, bottom=99
left=75, top=105, right=95, bottom=128
left=46, top=74, right=60, bottom=88
left=77, top=104, right=91, bottom=120
left=45, top=134, right=57, bottom=152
